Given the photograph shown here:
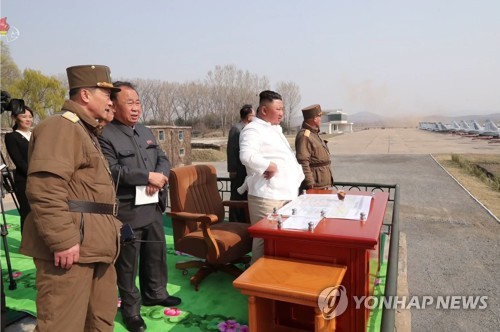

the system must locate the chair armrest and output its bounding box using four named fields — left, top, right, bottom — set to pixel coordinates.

left=167, top=211, right=221, bottom=263
left=167, top=211, right=218, bottom=225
